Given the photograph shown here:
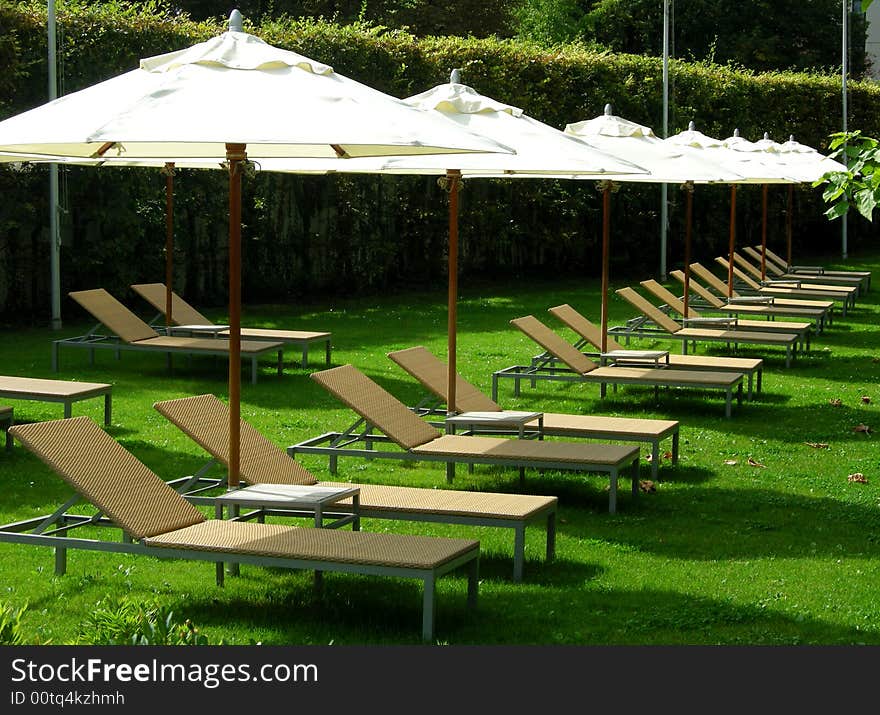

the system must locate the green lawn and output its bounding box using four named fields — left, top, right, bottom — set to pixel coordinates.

left=2, top=252, right=879, bottom=645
